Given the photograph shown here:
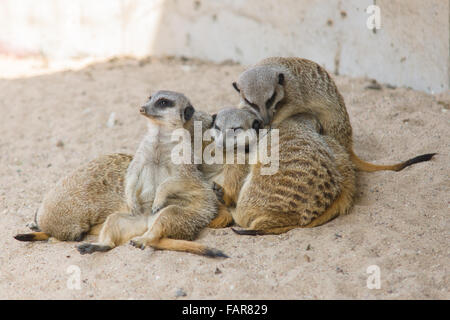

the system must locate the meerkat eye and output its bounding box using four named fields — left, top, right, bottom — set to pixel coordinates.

left=155, top=98, right=174, bottom=108
left=244, top=98, right=259, bottom=112
left=265, top=91, right=277, bottom=109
